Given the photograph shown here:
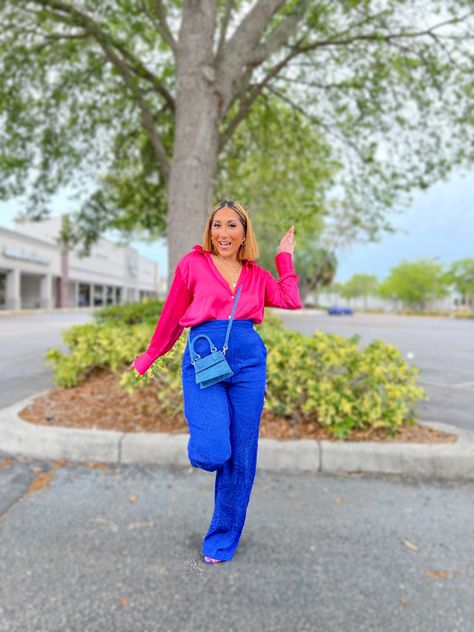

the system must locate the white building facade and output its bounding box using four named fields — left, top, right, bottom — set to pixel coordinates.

left=0, top=217, right=164, bottom=310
